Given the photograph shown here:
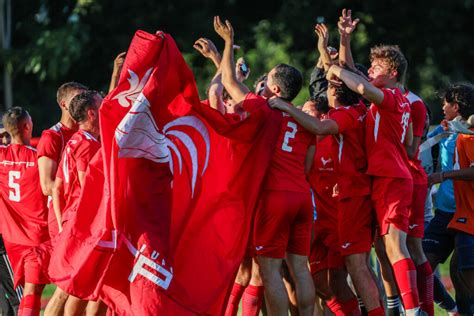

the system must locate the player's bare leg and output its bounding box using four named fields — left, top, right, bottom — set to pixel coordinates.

left=236, top=256, right=252, bottom=286
left=345, top=252, right=382, bottom=311
left=257, top=256, right=288, bottom=315
left=375, top=237, right=403, bottom=315
left=44, top=287, right=69, bottom=316
left=312, top=269, right=332, bottom=301
left=242, top=258, right=265, bottom=316
left=329, top=268, right=356, bottom=302
left=85, top=300, right=108, bottom=316
left=282, top=262, right=298, bottom=315
left=286, top=253, right=315, bottom=316
left=383, top=225, right=420, bottom=316
left=64, top=295, right=87, bottom=316
left=20, top=282, right=45, bottom=315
